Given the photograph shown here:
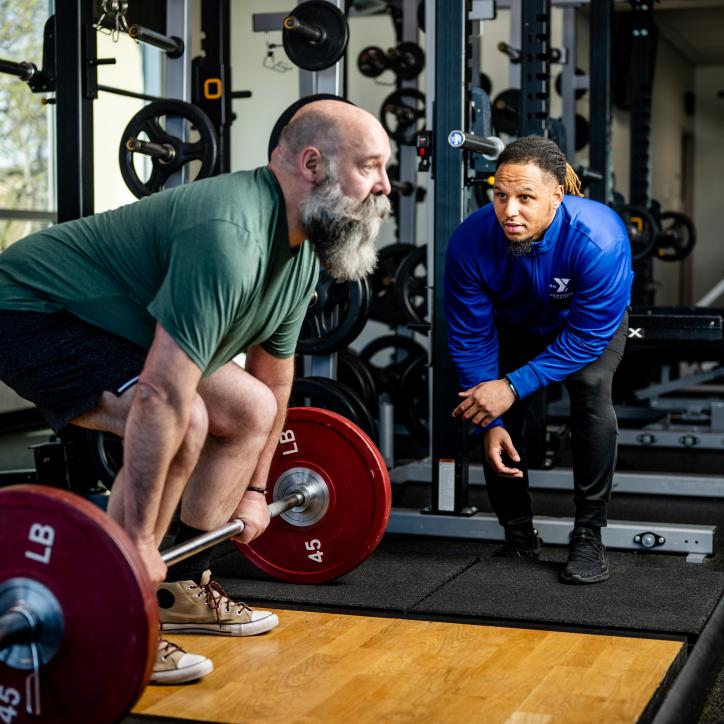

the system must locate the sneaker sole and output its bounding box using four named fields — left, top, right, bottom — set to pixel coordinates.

left=150, top=658, right=214, bottom=685
left=161, top=612, right=279, bottom=637
left=559, top=569, right=609, bottom=585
